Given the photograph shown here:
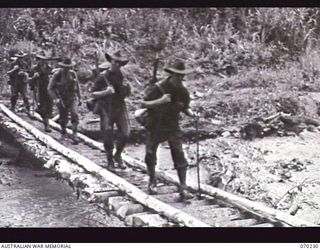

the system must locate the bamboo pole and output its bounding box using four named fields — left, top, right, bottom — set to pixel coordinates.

left=27, top=110, right=318, bottom=227
left=0, top=104, right=209, bottom=227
